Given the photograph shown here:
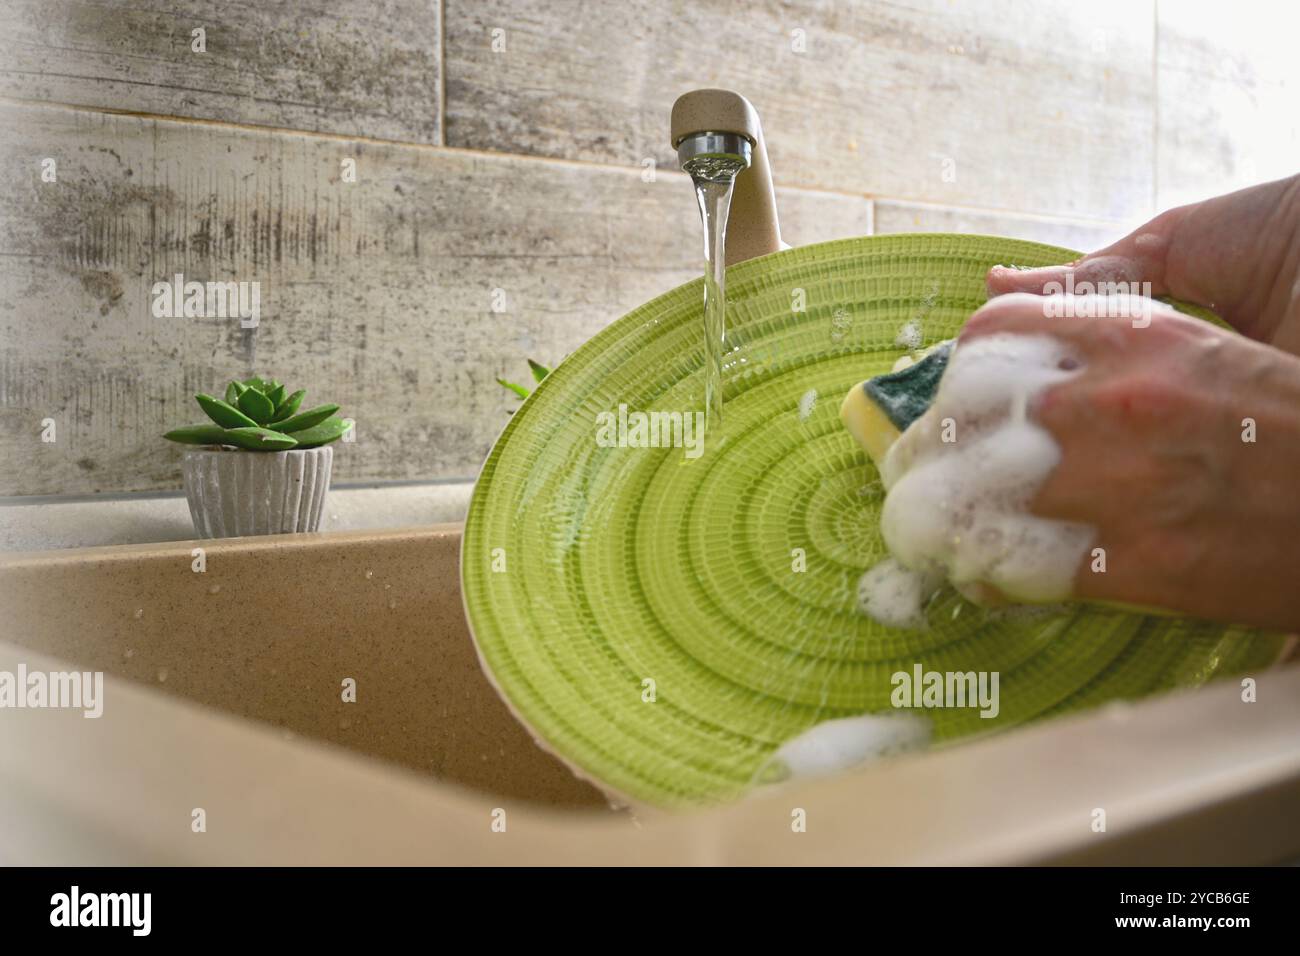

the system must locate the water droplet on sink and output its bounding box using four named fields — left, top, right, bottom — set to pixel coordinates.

left=208, top=583, right=221, bottom=594
left=157, top=668, right=168, bottom=683
left=123, top=647, right=135, bottom=659
left=133, top=608, right=144, bottom=620
left=388, top=598, right=398, bottom=609
left=365, top=570, right=374, bottom=580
